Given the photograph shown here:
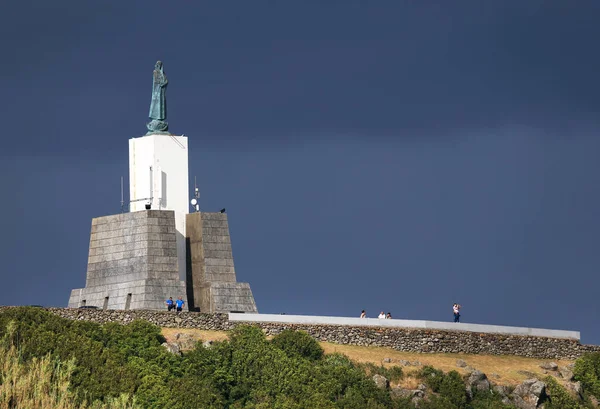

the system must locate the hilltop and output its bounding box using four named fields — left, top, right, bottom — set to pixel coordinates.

left=1, top=307, right=599, bottom=409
